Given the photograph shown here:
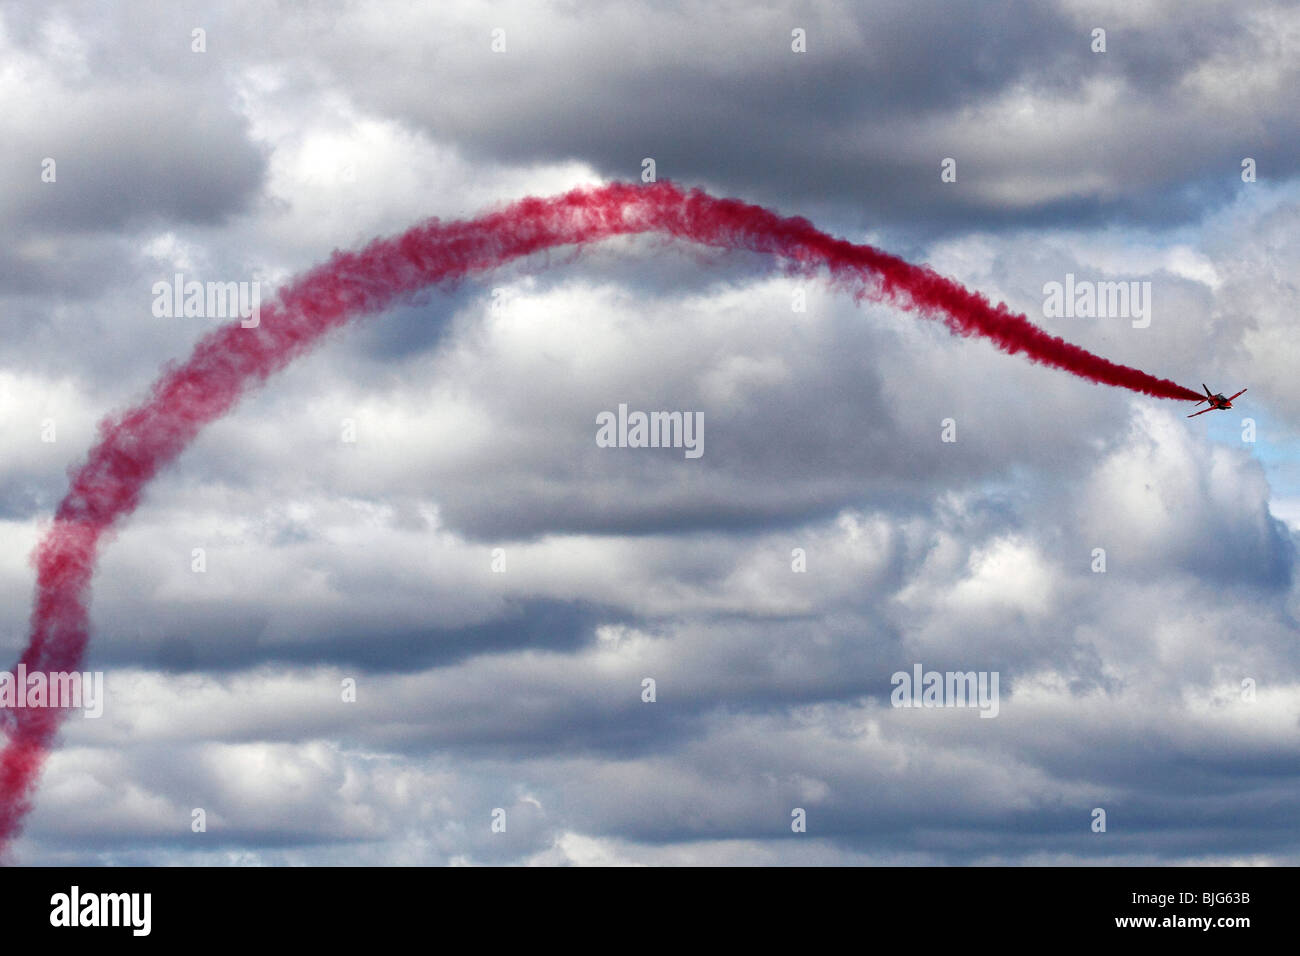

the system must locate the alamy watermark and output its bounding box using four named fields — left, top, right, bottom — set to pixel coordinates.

left=890, top=663, right=999, bottom=718
left=152, top=272, right=261, bottom=328
left=50, top=886, right=150, bottom=936
left=596, top=403, right=703, bottom=458
left=1043, top=272, right=1151, bottom=328
left=0, top=665, right=104, bottom=718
